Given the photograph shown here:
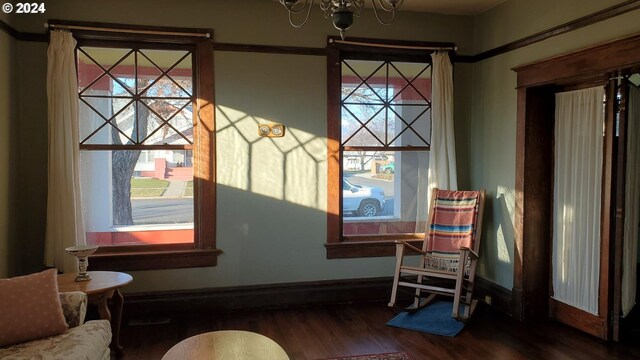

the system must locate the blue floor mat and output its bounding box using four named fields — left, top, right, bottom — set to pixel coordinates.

left=386, top=301, right=465, bottom=337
